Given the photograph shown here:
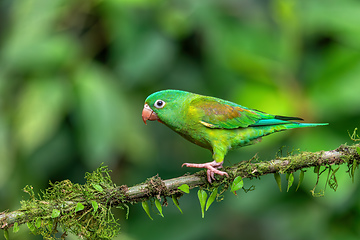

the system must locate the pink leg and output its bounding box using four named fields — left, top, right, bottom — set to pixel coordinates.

left=182, top=160, right=229, bottom=183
